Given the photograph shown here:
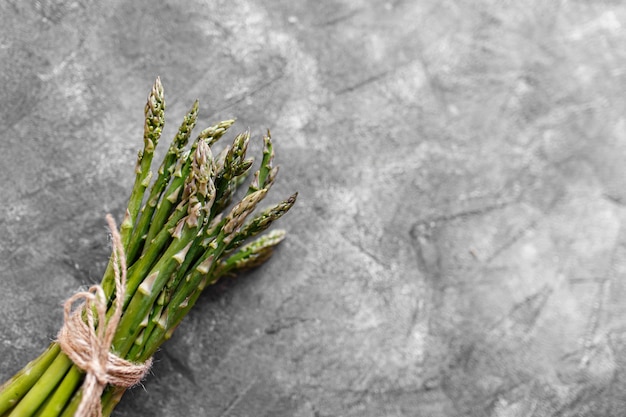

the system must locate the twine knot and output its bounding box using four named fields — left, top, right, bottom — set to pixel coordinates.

left=57, top=215, right=152, bottom=417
